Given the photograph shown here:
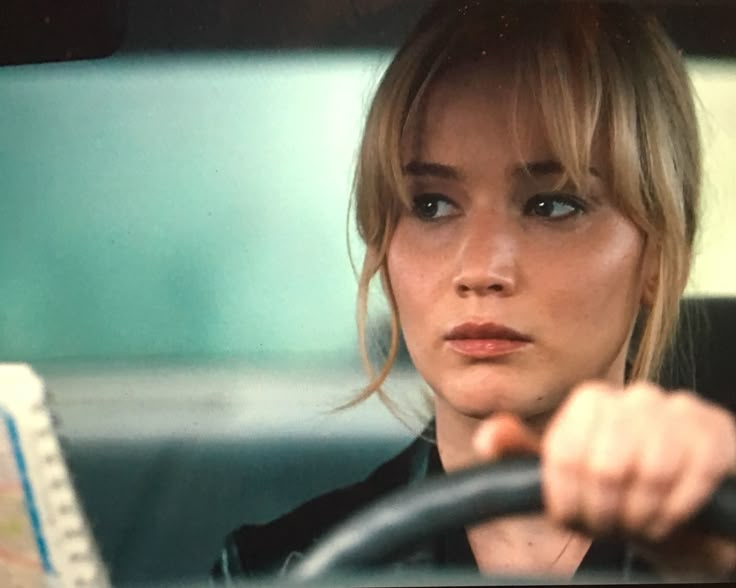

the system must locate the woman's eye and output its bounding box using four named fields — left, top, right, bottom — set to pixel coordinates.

left=523, top=193, right=585, bottom=220
left=411, top=194, right=458, bottom=221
